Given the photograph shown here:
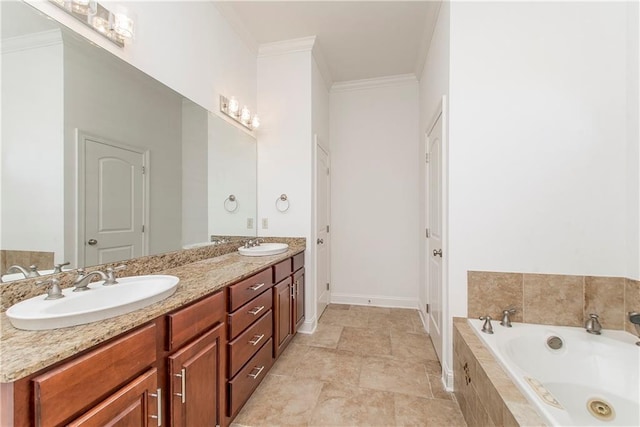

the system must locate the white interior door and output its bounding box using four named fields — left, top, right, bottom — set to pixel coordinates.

left=315, top=138, right=330, bottom=319
left=427, top=113, right=444, bottom=362
left=84, top=138, right=145, bottom=266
